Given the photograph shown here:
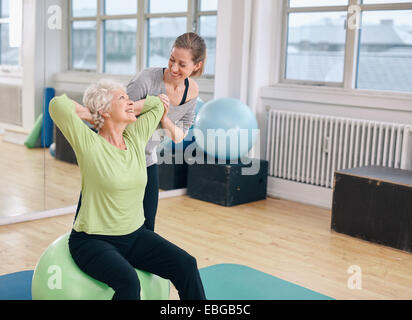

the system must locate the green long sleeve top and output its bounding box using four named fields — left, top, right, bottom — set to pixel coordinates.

left=49, top=94, right=164, bottom=235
